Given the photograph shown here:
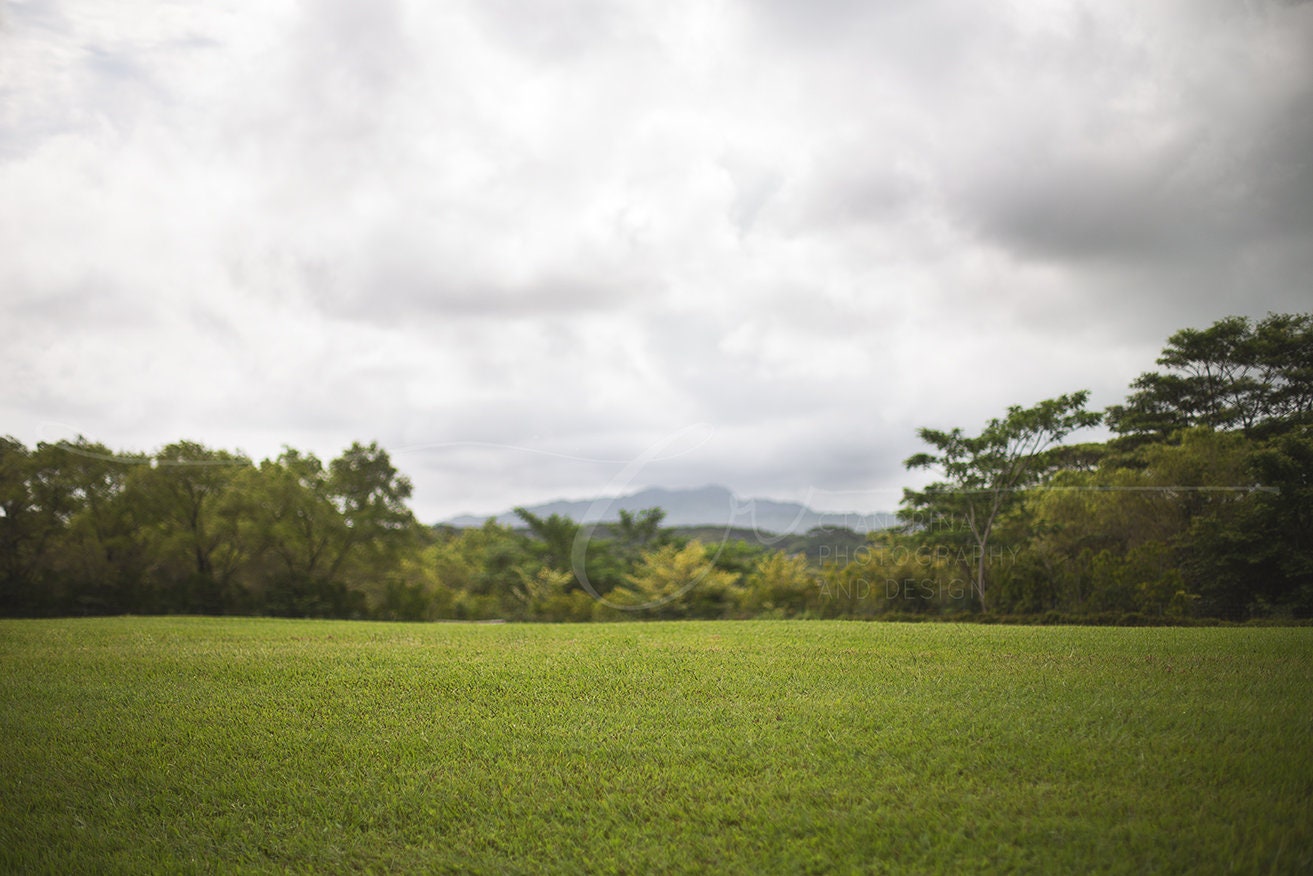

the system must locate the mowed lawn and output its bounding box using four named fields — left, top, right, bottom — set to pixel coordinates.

left=1, top=618, right=1310, bottom=874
